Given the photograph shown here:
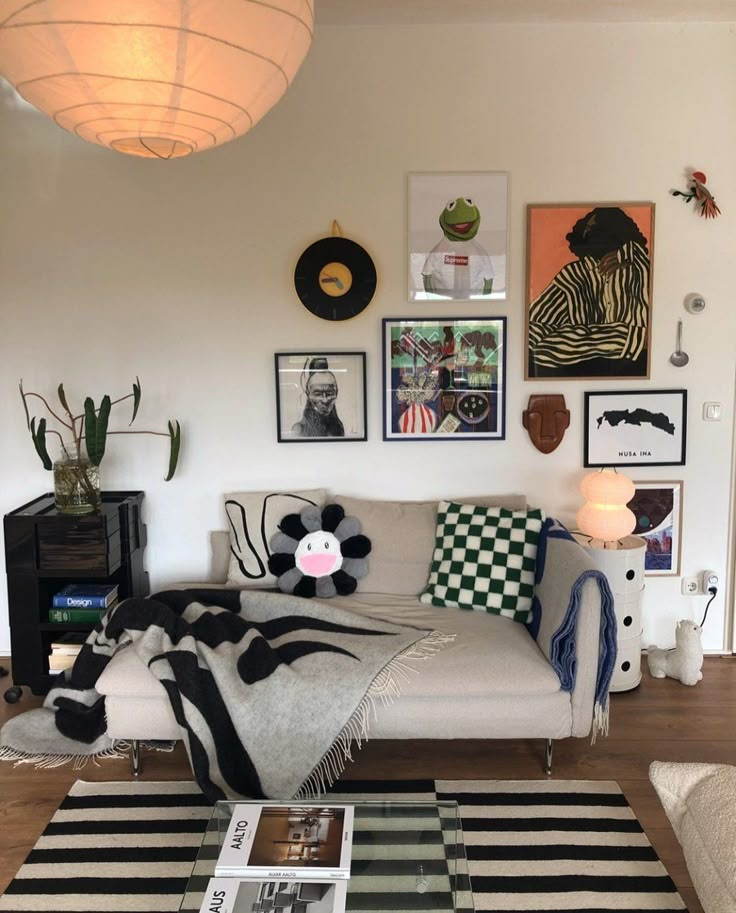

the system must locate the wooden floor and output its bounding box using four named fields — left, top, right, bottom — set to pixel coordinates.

left=2, top=657, right=735, bottom=912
